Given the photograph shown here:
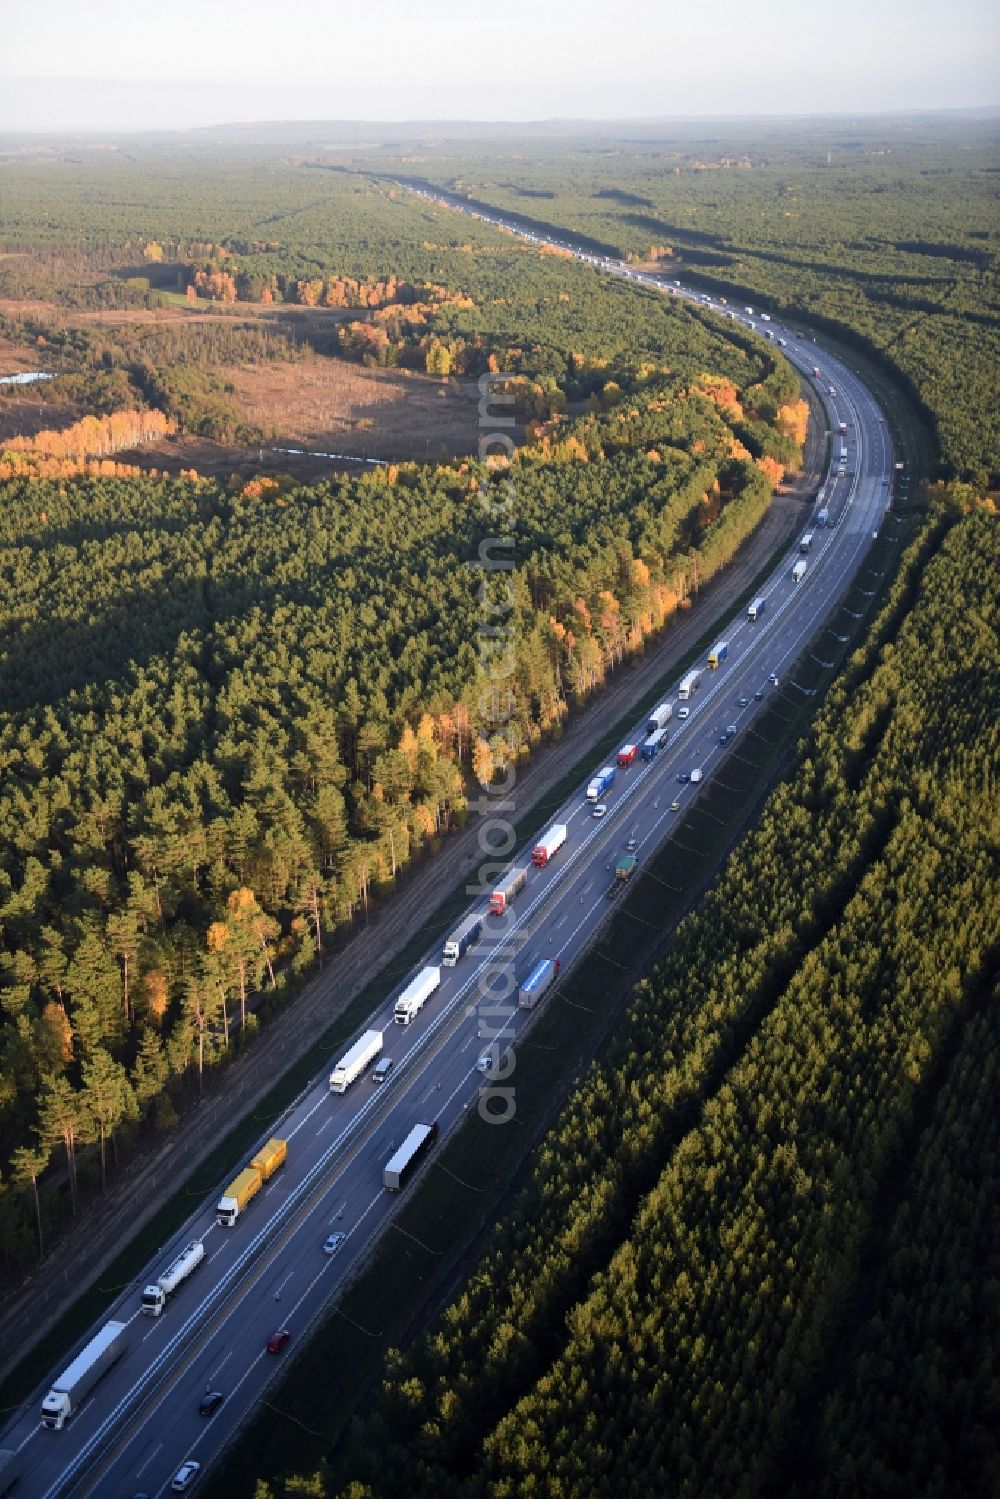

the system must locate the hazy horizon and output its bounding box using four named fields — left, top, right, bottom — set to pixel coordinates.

left=2, top=0, right=997, bottom=133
